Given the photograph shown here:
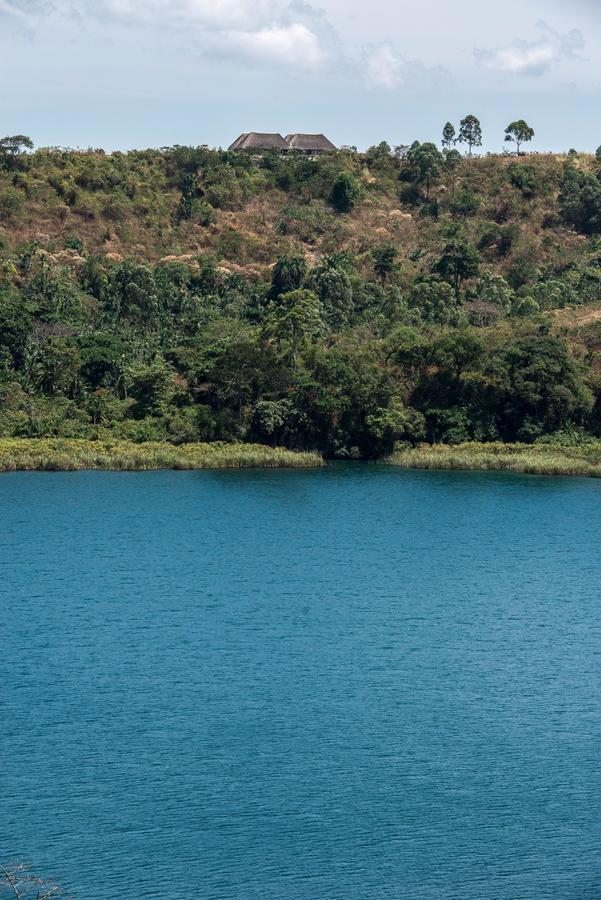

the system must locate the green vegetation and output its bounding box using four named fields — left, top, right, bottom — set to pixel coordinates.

left=1, top=131, right=601, bottom=467
left=388, top=440, right=601, bottom=477
left=0, top=438, right=323, bottom=471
